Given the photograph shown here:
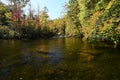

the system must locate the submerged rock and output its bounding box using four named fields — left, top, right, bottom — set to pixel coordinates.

left=36, top=49, right=50, bottom=54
